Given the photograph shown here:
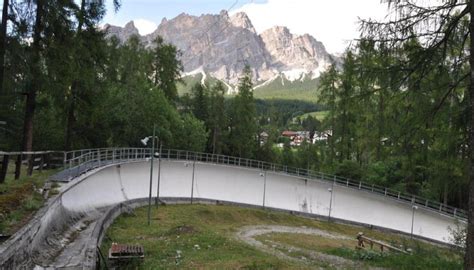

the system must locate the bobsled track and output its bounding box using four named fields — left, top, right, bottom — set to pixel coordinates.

left=0, top=148, right=467, bottom=269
